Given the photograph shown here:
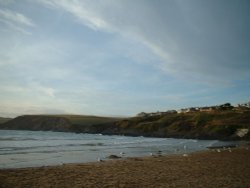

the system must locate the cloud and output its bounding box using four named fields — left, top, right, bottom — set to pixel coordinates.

left=0, top=18, right=32, bottom=35
left=37, top=0, right=250, bottom=84
left=0, top=102, right=67, bottom=117
left=1, top=83, right=55, bottom=98
left=0, top=82, right=75, bottom=117
left=1, top=0, right=249, bottom=117
left=0, top=9, right=34, bottom=26
left=31, top=83, right=55, bottom=98
left=0, top=8, right=35, bottom=34
left=37, top=0, right=111, bottom=31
